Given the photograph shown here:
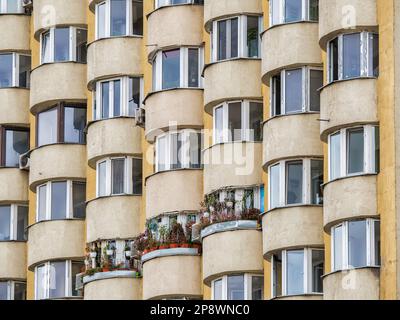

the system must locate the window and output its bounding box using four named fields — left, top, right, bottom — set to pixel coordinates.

left=40, top=27, right=87, bottom=64
left=271, top=248, right=324, bottom=298
left=152, top=47, right=203, bottom=91
left=155, top=0, right=203, bottom=9
left=34, top=261, right=83, bottom=300
left=96, top=157, right=143, bottom=197
left=0, top=205, right=28, bottom=241
left=0, top=0, right=25, bottom=13
left=271, top=67, right=323, bottom=116
left=213, top=101, right=263, bottom=144
left=212, top=274, right=263, bottom=300
left=0, top=281, right=26, bottom=300
left=211, top=16, right=262, bottom=62
left=0, top=126, right=29, bottom=167
left=328, top=125, right=379, bottom=181
left=268, top=159, right=323, bottom=210
left=0, top=53, right=31, bottom=88
left=328, top=32, right=379, bottom=83
left=37, top=104, right=86, bottom=147
left=95, top=0, right=143, bottom=39
left=36, top=181, right=86, bottom=222
left=270, top=0, right=319, bottom=26
left=332, top=219, right=380, bottom=271
left=155, top=130, right=202, bottom=172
